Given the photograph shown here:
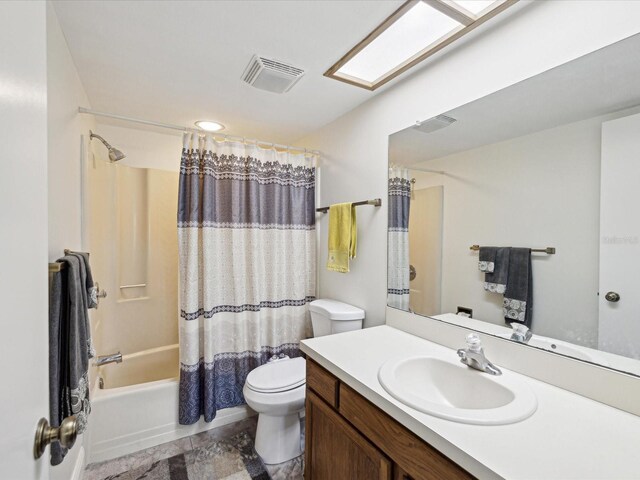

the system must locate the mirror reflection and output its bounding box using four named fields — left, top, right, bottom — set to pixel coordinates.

left=388, top=33, right=640, bottom=376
